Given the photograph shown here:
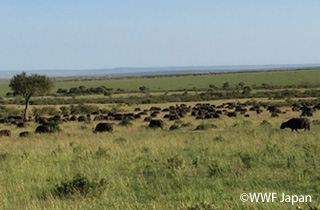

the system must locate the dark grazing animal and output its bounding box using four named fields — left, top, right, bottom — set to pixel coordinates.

left=17, top=122, right=26, bottom=128
left=19, top=131, right=30, bottom=137
left=94, top=123, right=113, bottom=132
left=144, top=117, right=152, bottom=122
left=93, top=116, right=102, bottom=121
left=227, top=112, right=237, bottom=117
left=35, top=125, right=52, bottom=133
left=134, top=114, right=141, bottom=119
left=280, top=118, right=310, bottom=132
left=78, top=116, right=86, bottom=122
left=0, top=130, right=11, bottom=137
left=148, top=119, right=164, bottom=129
